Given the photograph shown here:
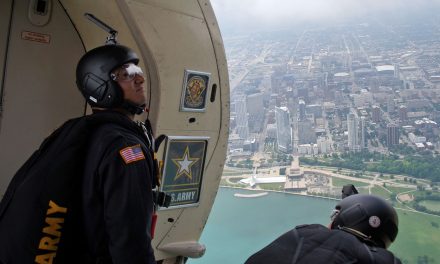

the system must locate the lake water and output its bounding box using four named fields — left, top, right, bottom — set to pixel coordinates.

left=188, top=187, right=336, bottom=264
